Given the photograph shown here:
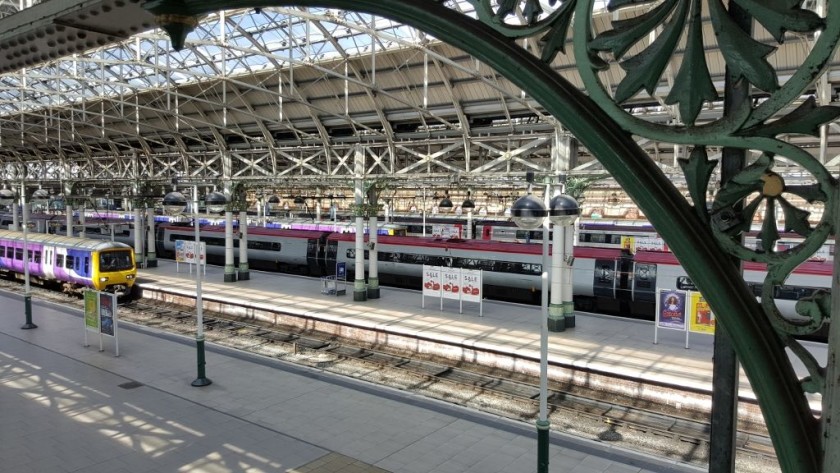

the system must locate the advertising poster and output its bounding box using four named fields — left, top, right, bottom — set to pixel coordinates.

left=84, top=290, right=99, bottom=330
left=184, top=241, right=196, bottom=264
left=688, top=292, right=716, bottom=334
left=175, top=240, right=186, bottom=263
left=460, top=269, right=482, bottom=303
left=336, top=262, right=347, bottom=280
left=635, top=236, right=667, bottom=252
left=99, top=292, right=115, bottom=337
left=657, top=289, right=686, bottom=330
left=441, top=267, right=461, bottom=300
left=620, top=236, right=636, bottom=254
left=422, top=265, right=441, bottom=296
